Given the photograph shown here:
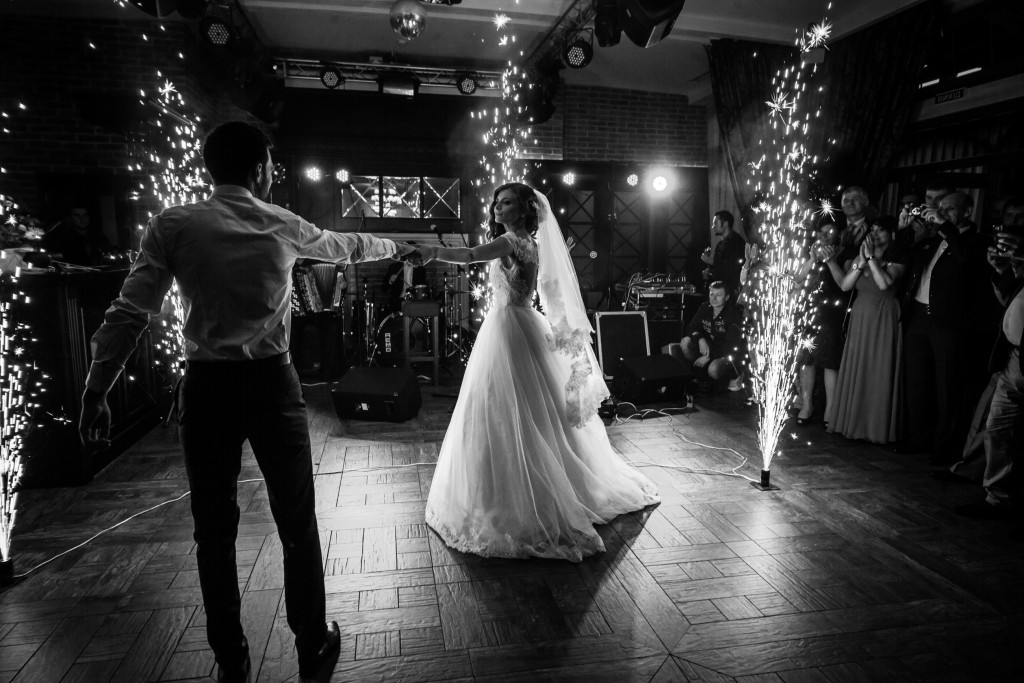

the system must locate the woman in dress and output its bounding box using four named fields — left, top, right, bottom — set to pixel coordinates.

left=415, top=182, right=659, bottom=562
left=792, top=219, right=847, bottom=426
left=824, top=217, right=907, bottom=443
